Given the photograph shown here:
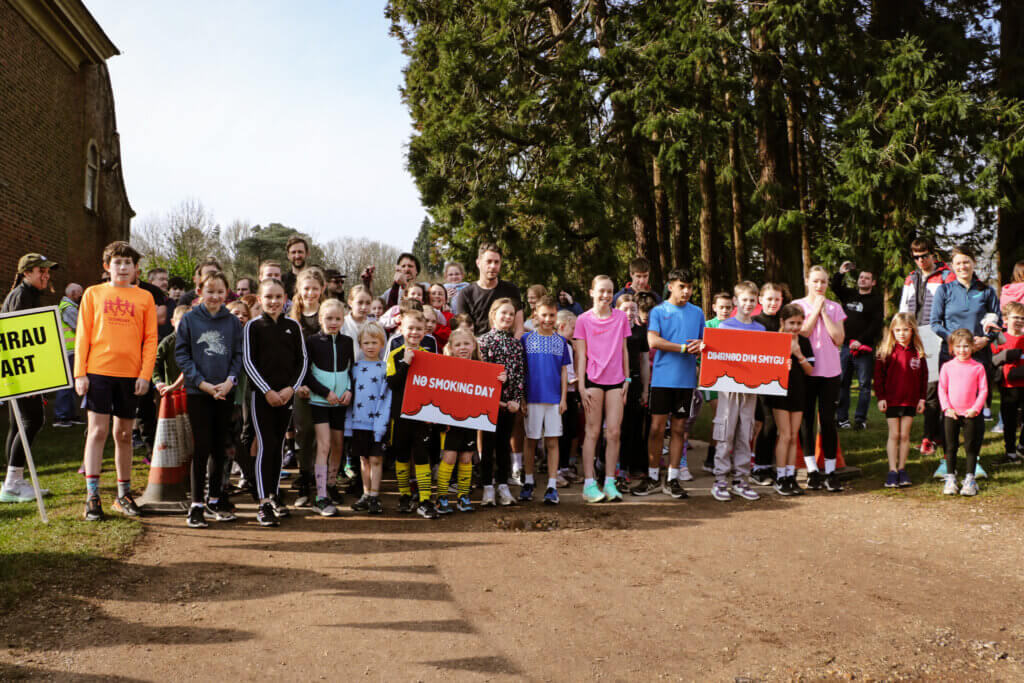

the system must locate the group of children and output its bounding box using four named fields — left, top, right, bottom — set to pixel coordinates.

left=67, top=243, right=1024, bottom=528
